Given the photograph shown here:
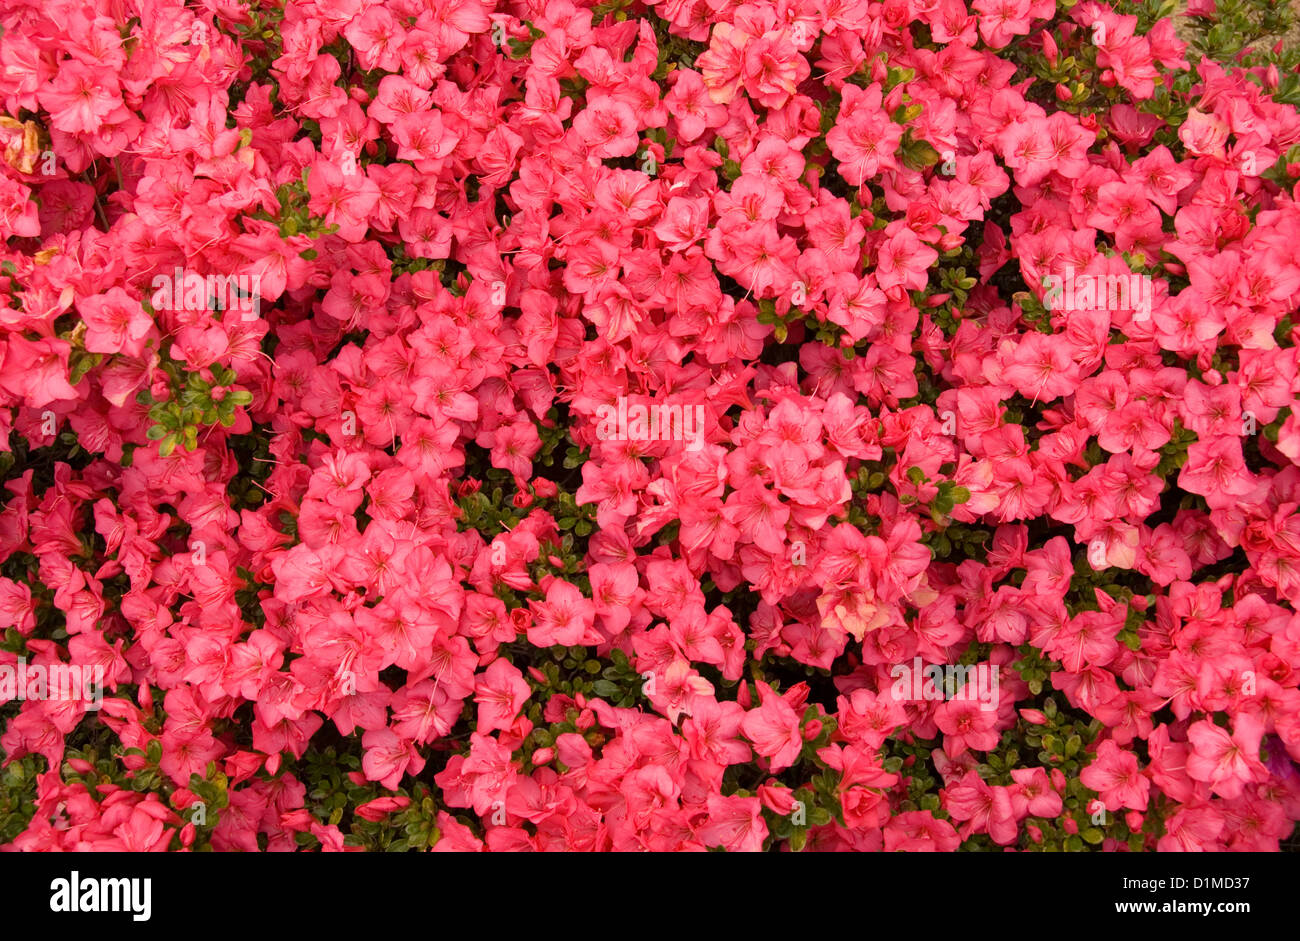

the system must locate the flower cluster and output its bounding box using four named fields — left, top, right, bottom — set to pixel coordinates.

left=1, top=0, right=1299, bottom=852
